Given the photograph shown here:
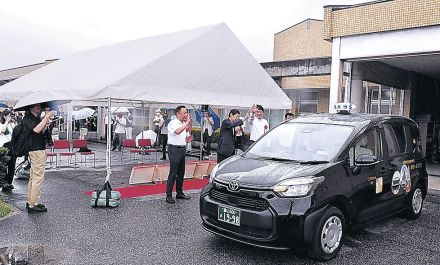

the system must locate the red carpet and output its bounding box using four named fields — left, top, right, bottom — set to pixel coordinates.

left=85, top=178, right=209, bottom=199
